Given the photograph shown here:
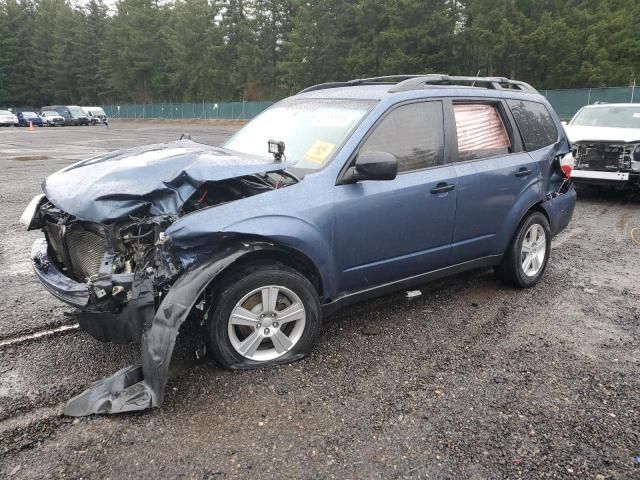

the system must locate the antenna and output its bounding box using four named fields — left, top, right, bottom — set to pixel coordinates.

left=471, top=69, right=481, bottom=88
